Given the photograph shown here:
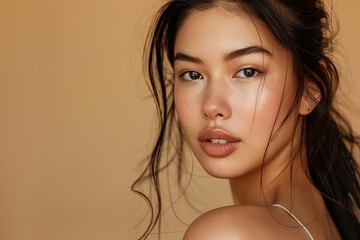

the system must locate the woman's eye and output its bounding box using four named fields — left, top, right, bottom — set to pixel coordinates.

left=181, top=71, right=203, bottom=81
left=235, top=68, right=259, bottom=78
